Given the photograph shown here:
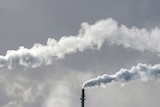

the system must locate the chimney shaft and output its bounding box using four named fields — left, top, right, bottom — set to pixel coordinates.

left=80, top=89, right=86, bottom=107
